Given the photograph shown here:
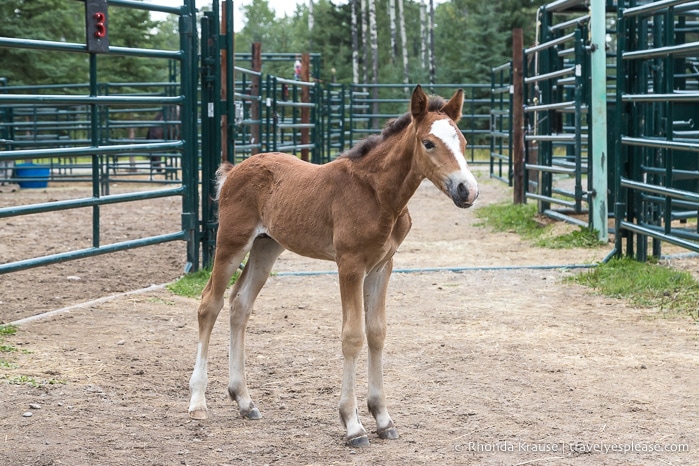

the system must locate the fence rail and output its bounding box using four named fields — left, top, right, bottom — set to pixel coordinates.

left=0, top=0, right=199, bottom=275
left=614, top=0, right=699, bottom=260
